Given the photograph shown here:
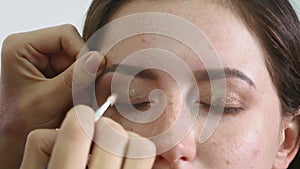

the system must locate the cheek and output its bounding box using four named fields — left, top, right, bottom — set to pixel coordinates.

left=197, top=110, right=280, bottom=169
left=103, top=103, right=181, bottom=138
left=102, top=84, right=183, bottom=138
